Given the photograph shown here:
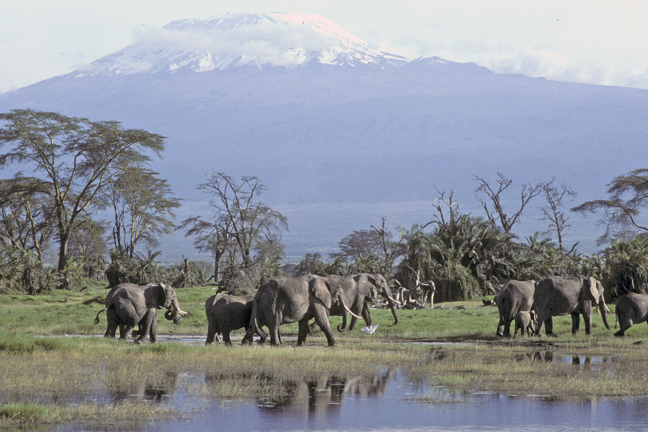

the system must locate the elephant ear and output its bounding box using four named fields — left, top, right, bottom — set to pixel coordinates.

left=311, top=277, right=333, bottom=309
left=360, top=275, right=379, bottom=301
left=153, top=283, right=168, bottom=308
left=585, top=277, right=599, bottom=305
